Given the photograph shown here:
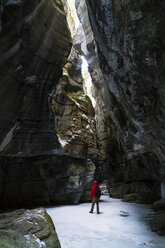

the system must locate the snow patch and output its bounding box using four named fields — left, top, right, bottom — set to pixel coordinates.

left=73, top=100, right=81, bottom=108
left=80, top=113, right=88, bottom=120
left=89, top=128, right=93, bottom=133
left=24, top=235, right=46, bottom=248
left=57, top=135, right=68, bottom=148
left=24, top=234, right=31, bottom=242
left=77, top=130, right=82, bottom=134
left=36, top=238, right=46, bottom=248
